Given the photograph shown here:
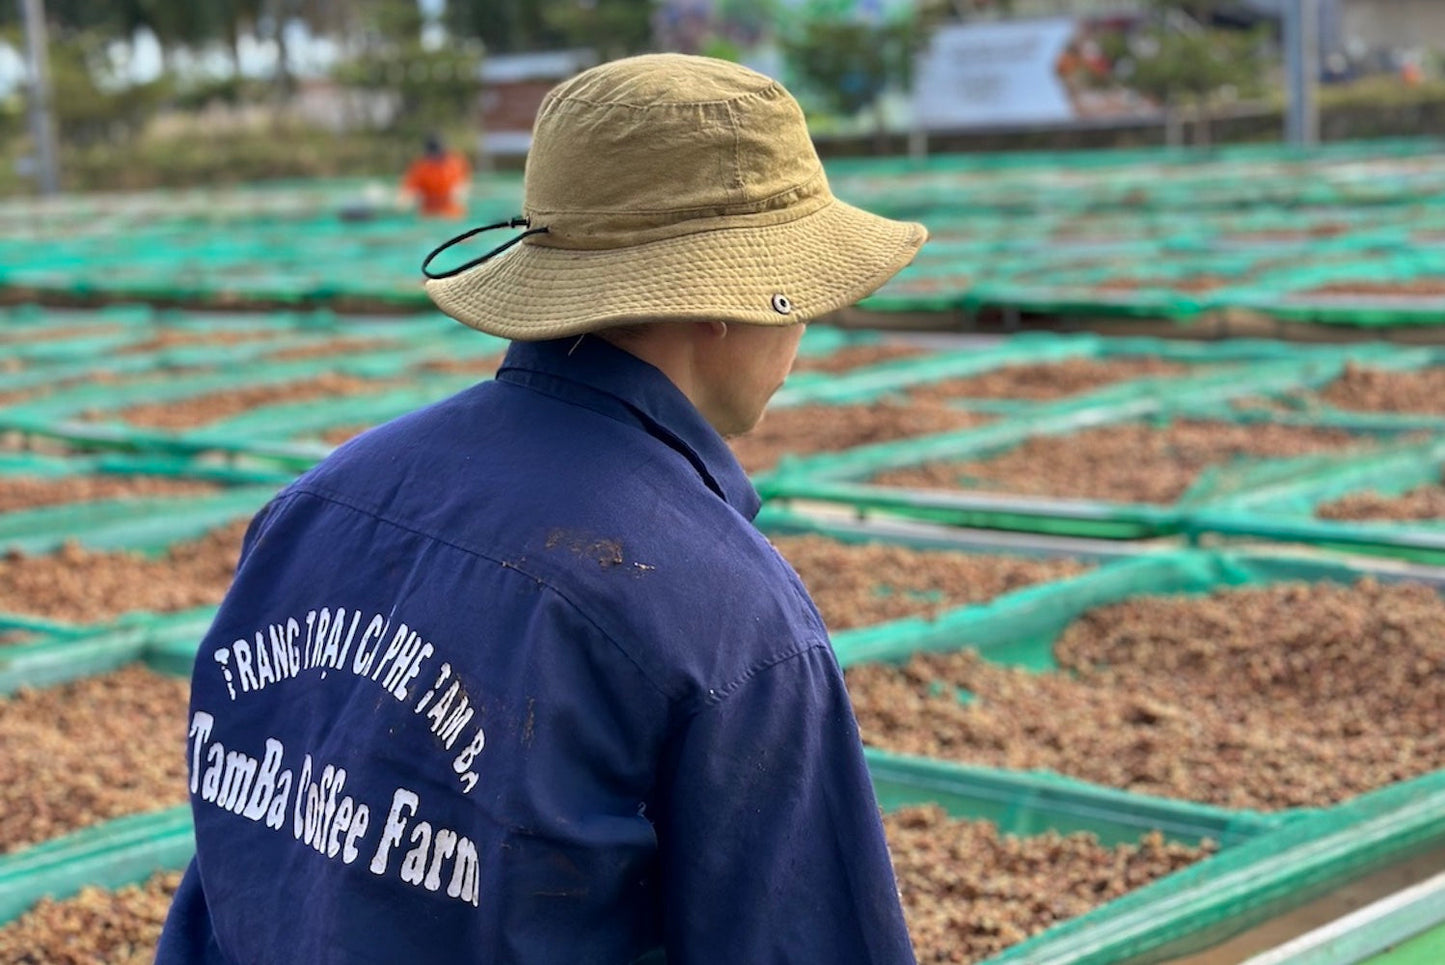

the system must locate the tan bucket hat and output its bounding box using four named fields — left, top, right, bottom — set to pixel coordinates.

left=423, top=53, right=927, bottom=341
